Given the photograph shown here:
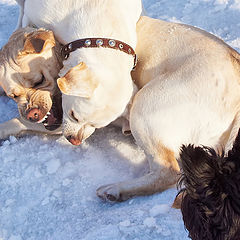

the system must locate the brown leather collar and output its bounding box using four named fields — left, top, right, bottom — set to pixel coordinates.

left=61, top=38, right=137, bottom=69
